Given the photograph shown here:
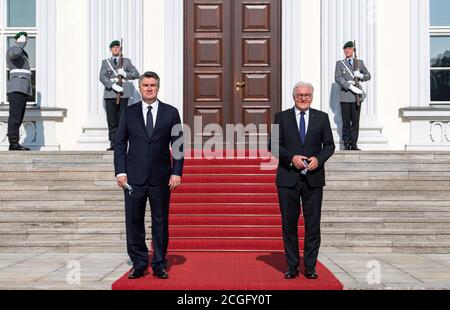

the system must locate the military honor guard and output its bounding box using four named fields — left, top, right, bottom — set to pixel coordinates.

left=100, top=40, right=140, bottom=151
left=335, top=41, right=372, bottom=151
left=6, top=32, right=33, bottom=151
